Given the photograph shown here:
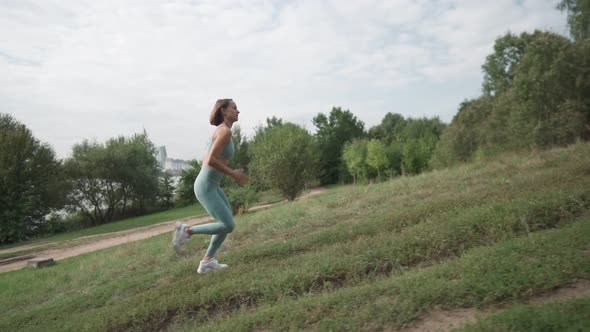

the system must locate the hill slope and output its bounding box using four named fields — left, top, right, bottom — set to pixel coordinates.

left=1, top=143, right=590, bottom=331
